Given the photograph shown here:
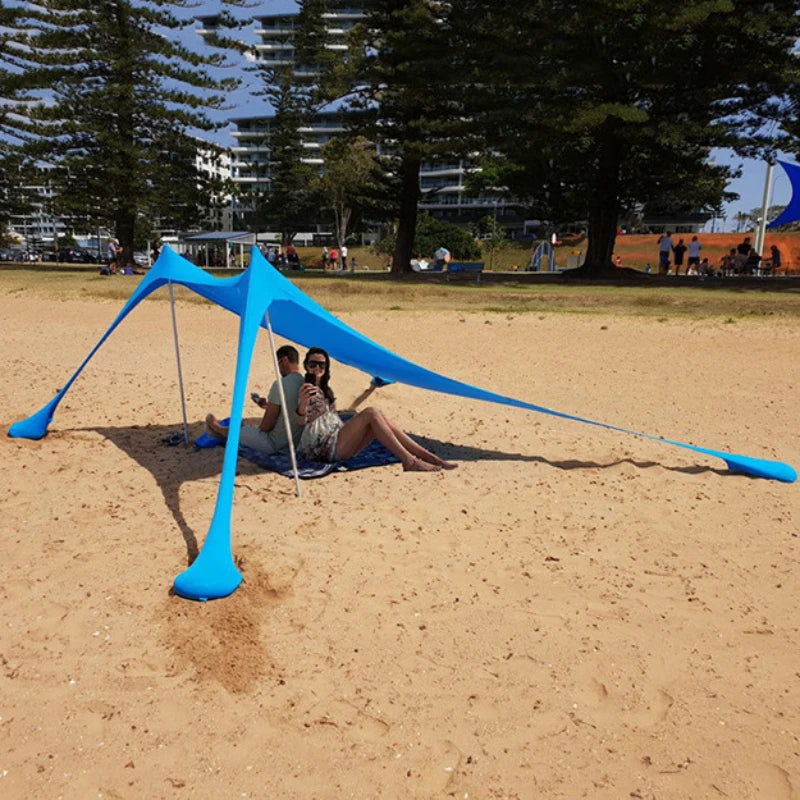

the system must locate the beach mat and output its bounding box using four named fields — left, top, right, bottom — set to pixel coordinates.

left=194, top=427, right=399, bottom=479
left=239, top=440, right=400, bottom=479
